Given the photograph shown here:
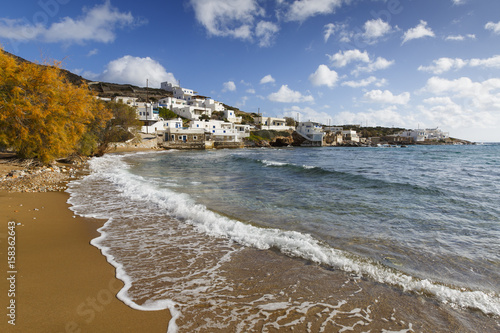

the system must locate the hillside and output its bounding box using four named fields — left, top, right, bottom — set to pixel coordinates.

left=3, top=51, right=171, bottom=102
